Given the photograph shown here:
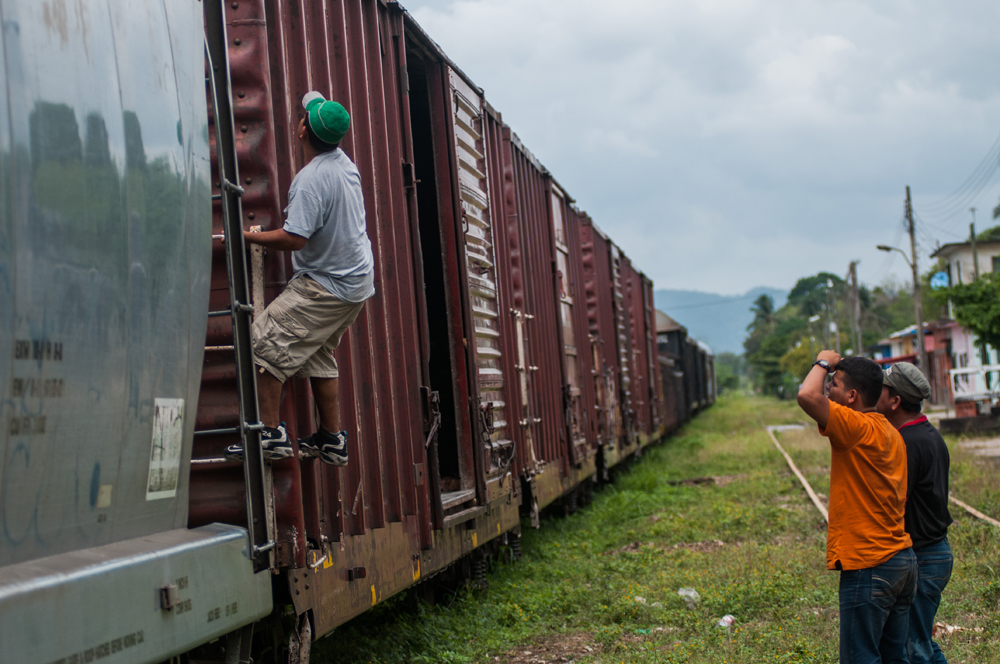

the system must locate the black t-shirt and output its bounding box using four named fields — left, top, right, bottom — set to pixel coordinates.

left=898, top=416, right=953, bottom=549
